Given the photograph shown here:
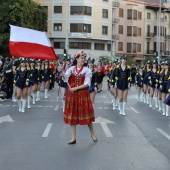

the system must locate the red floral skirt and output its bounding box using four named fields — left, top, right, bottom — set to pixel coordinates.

left=64, top=88, right=95, bottom=125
